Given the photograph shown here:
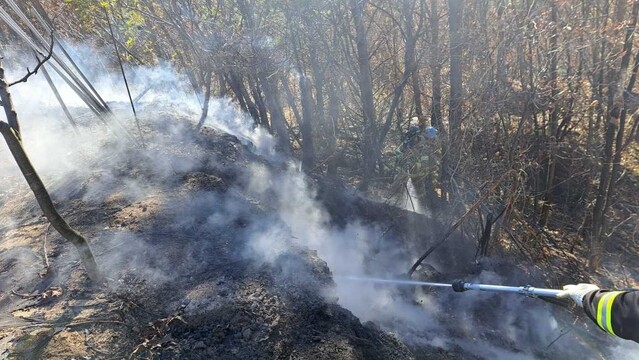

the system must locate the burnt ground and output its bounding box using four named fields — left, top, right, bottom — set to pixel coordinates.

left=0, top=110, right=637, bottom=359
